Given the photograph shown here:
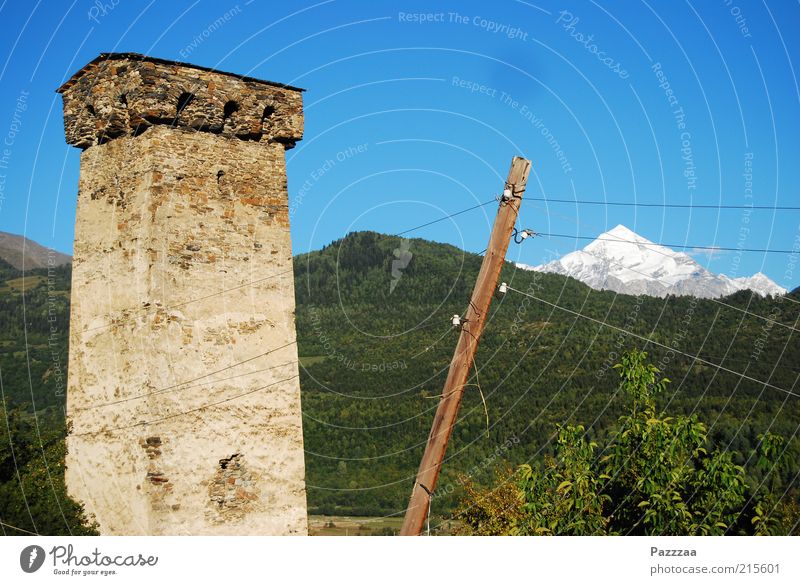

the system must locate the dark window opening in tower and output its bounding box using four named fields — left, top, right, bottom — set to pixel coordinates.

left=224, top=100, right=239, bottom=120
left=176, top=92, right=195, bottom=120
